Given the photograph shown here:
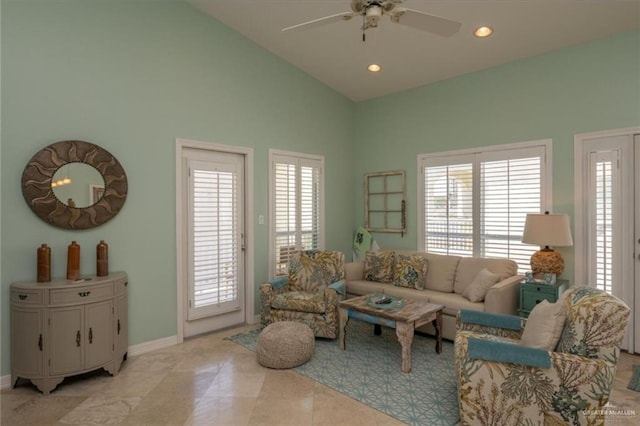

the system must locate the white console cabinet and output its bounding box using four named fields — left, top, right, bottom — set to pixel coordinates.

left=11, top=272, right=128, bottom=394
